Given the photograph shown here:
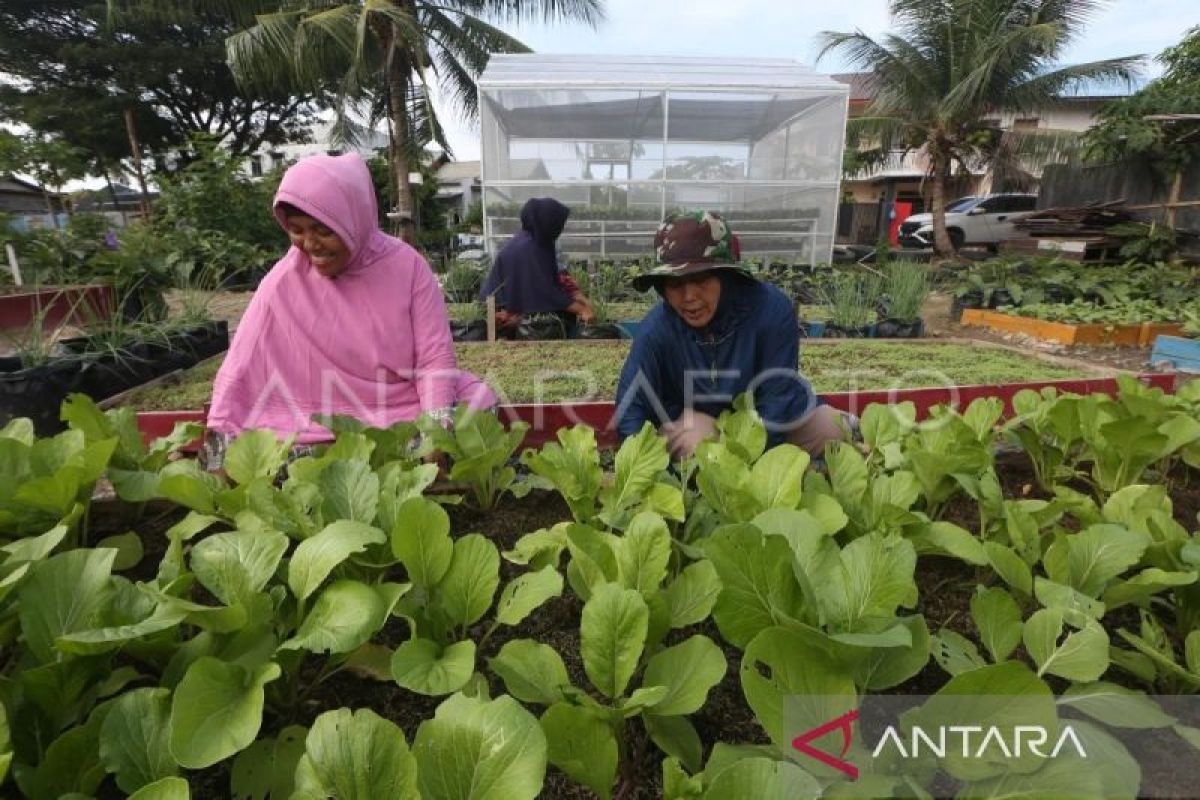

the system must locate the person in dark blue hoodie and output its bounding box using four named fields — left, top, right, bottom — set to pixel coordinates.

left=479, top=197, right=593, bottom=335
left=615, top=211, right=852, bottom=458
